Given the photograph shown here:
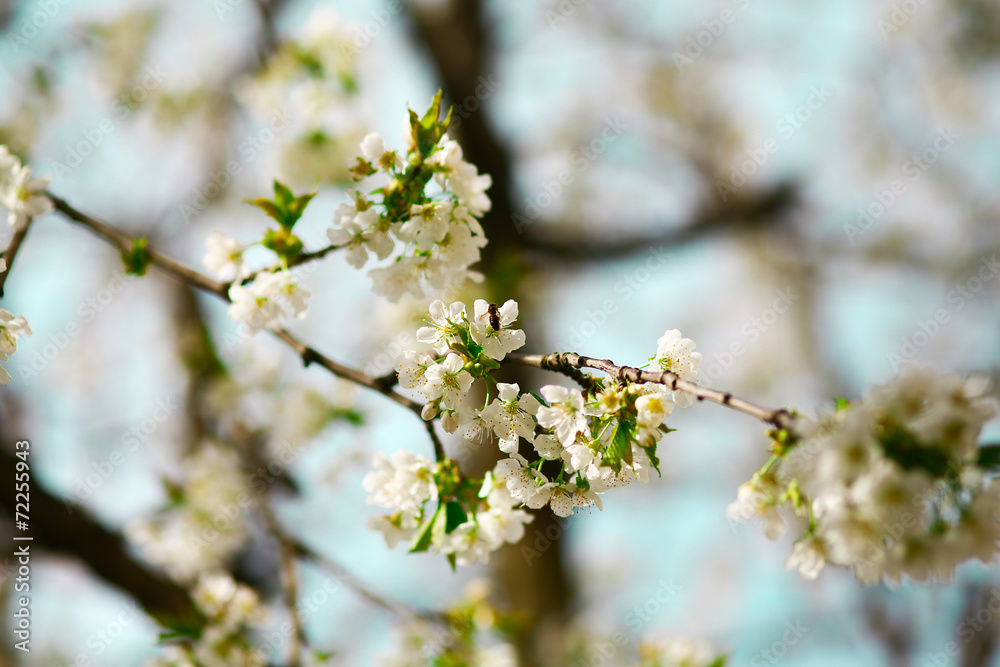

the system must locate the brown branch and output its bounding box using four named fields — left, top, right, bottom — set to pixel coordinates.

left=50, top=194, right=426, bottom=422
left=520, top=181, right=798, bottom=262
left=0, top=220, right=32, bottom=298
left=0, top=402, right=196, bottom=624
left=287, top=536, right=447, bottom=625
left=507, top=351, right=797, bottom=431
left=258, top=500, right=307, bottom=667
left=236, top=243, right=344, bottom=288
